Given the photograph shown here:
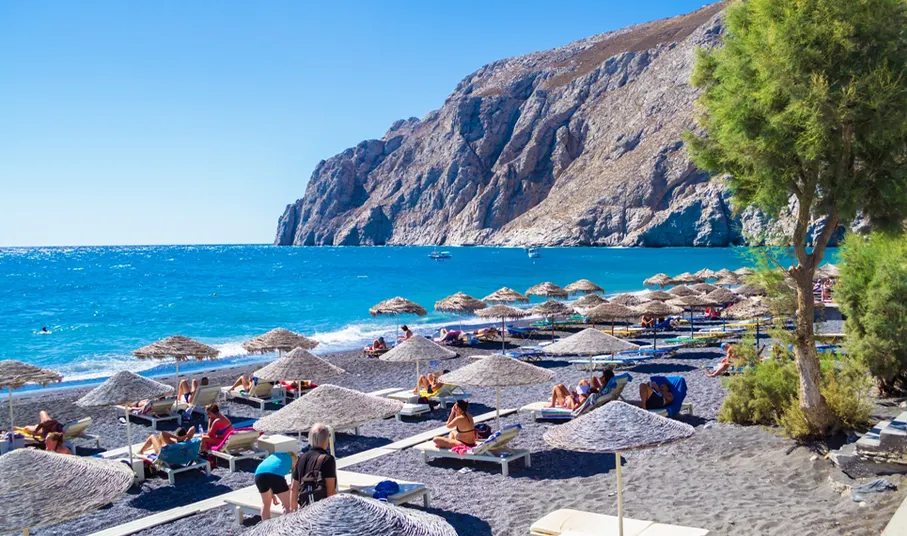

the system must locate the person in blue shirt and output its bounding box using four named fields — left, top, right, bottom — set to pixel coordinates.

left=255, top=451, right=298, bottom=520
